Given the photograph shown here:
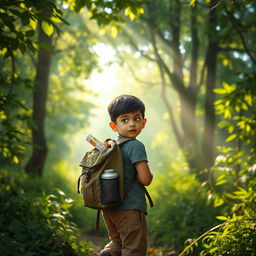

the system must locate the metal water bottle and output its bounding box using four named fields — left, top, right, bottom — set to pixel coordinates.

left=101, top=169, right=121, bottom=204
